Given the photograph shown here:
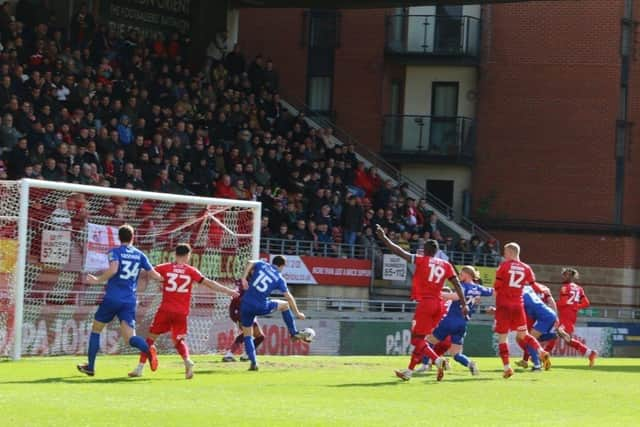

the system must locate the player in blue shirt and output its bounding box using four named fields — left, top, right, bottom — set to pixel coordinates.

left=77, top=224, right=163, bottom=376
left=517, top=285, right=558, bottom=371
left=240, top=256, right=312, bottom=370
left=427, top=266, right=494, bottom=376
